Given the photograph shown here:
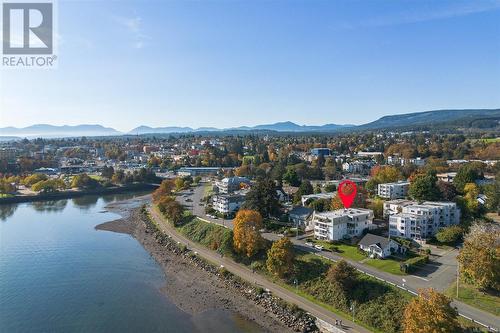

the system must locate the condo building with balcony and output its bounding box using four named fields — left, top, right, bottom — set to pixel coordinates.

left=385, top=200, right=460, bottom=240
left=312, top=208, right=374, bottom=241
